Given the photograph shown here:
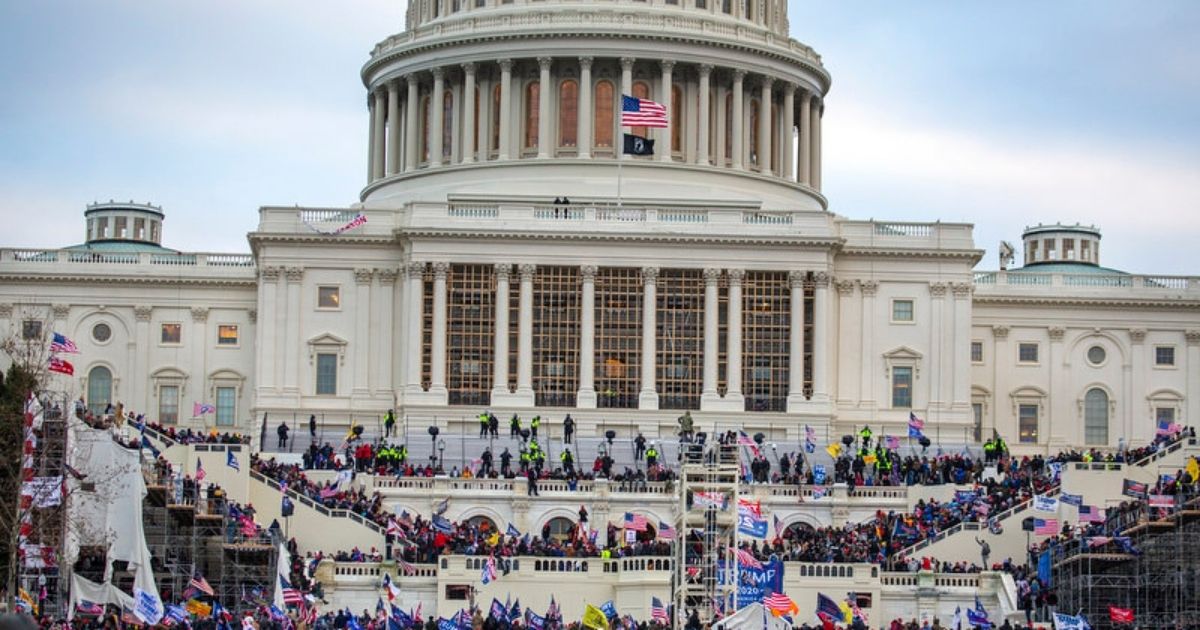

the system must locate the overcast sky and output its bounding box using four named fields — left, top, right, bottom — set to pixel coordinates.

left=1, top=1, right=1196, bottom=272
